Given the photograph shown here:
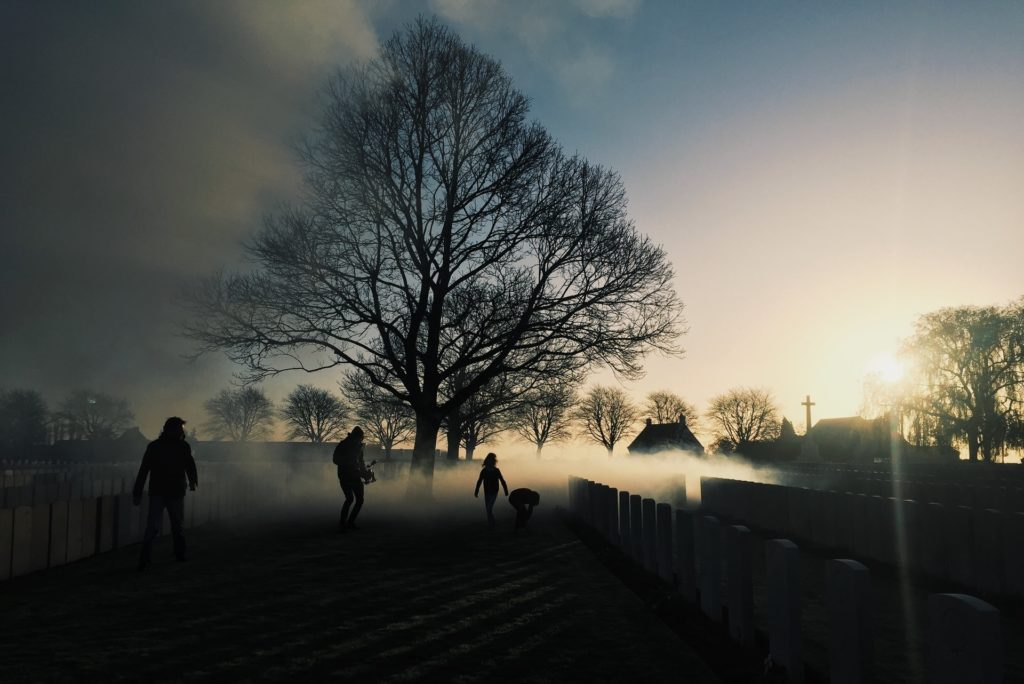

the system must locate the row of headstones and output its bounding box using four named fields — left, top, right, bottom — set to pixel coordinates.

left=778, top=470, right=1024, bottom=514
left=567, top=476, right=1003, bottom=684
left=701, top=476, right=1024, bottom=599
left=775, top=462, right=1024, bottom=486
left=0, top=479, right=257, bottom=581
